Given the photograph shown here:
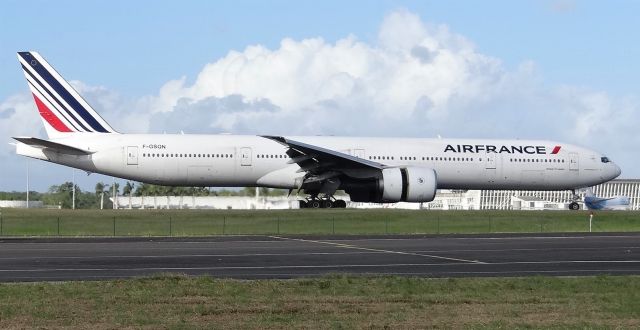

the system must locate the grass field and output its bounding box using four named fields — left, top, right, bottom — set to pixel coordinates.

left=0, top=208, right=639, bottom=236
left=0, top=275, right=638, bottom=329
